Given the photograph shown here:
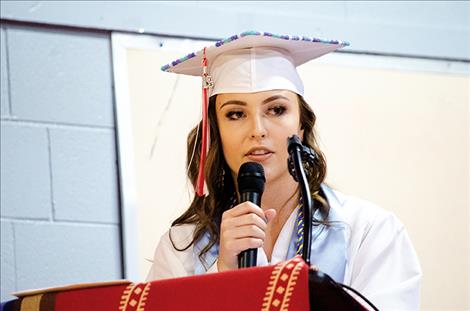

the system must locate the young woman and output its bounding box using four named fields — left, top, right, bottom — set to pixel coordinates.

left=147, top=31, right=422, bottom=309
